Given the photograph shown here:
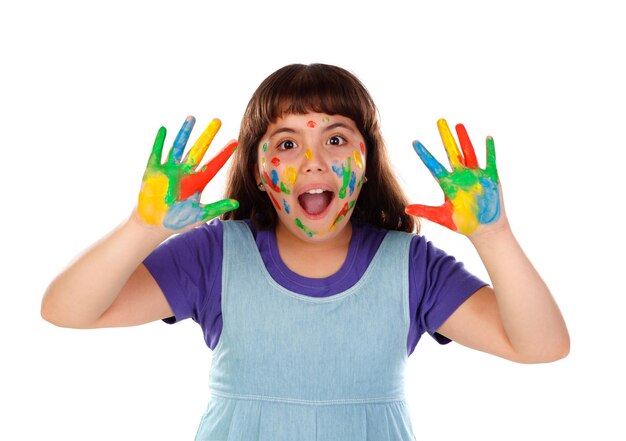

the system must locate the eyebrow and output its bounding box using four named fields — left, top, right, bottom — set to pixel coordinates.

left=267, top=127, right=300, bottom=139
left=324, top=122, right=356, bottom=133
